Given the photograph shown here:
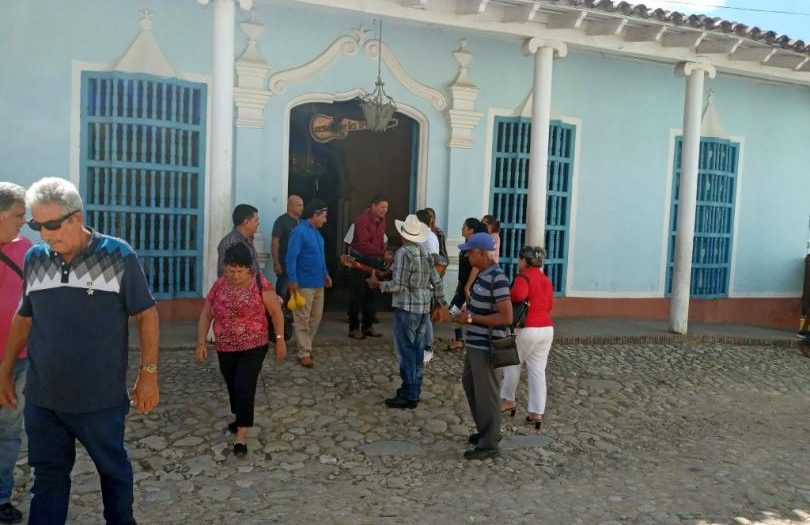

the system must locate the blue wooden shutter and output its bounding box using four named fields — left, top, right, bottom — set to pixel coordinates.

left=489, top=117, right=575, bottom=293
left=666, top=137, right=739, bottom=297
left=79, top=71, right=207, bottom=299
